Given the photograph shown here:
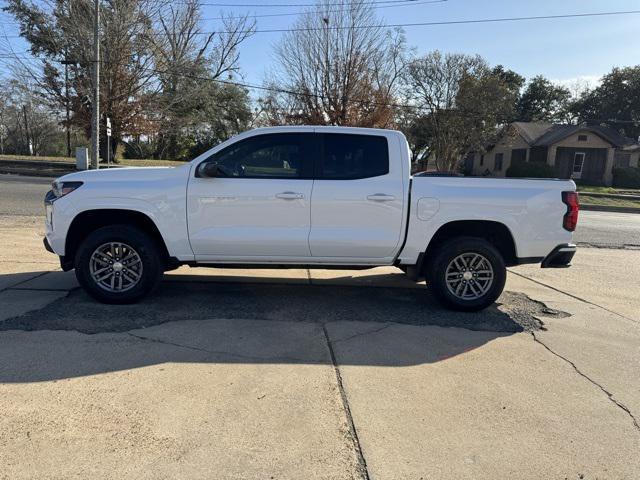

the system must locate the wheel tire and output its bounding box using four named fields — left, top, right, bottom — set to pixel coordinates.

left=74, top=225, right=163, bottom=304
left=427, top=236, right=506, bottom=312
